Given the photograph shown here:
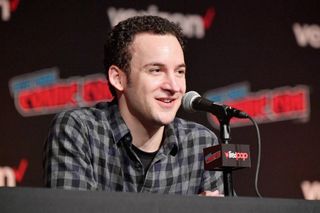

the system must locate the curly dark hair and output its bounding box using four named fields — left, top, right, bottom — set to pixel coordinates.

left=104, top=15, right=185, bottom=97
